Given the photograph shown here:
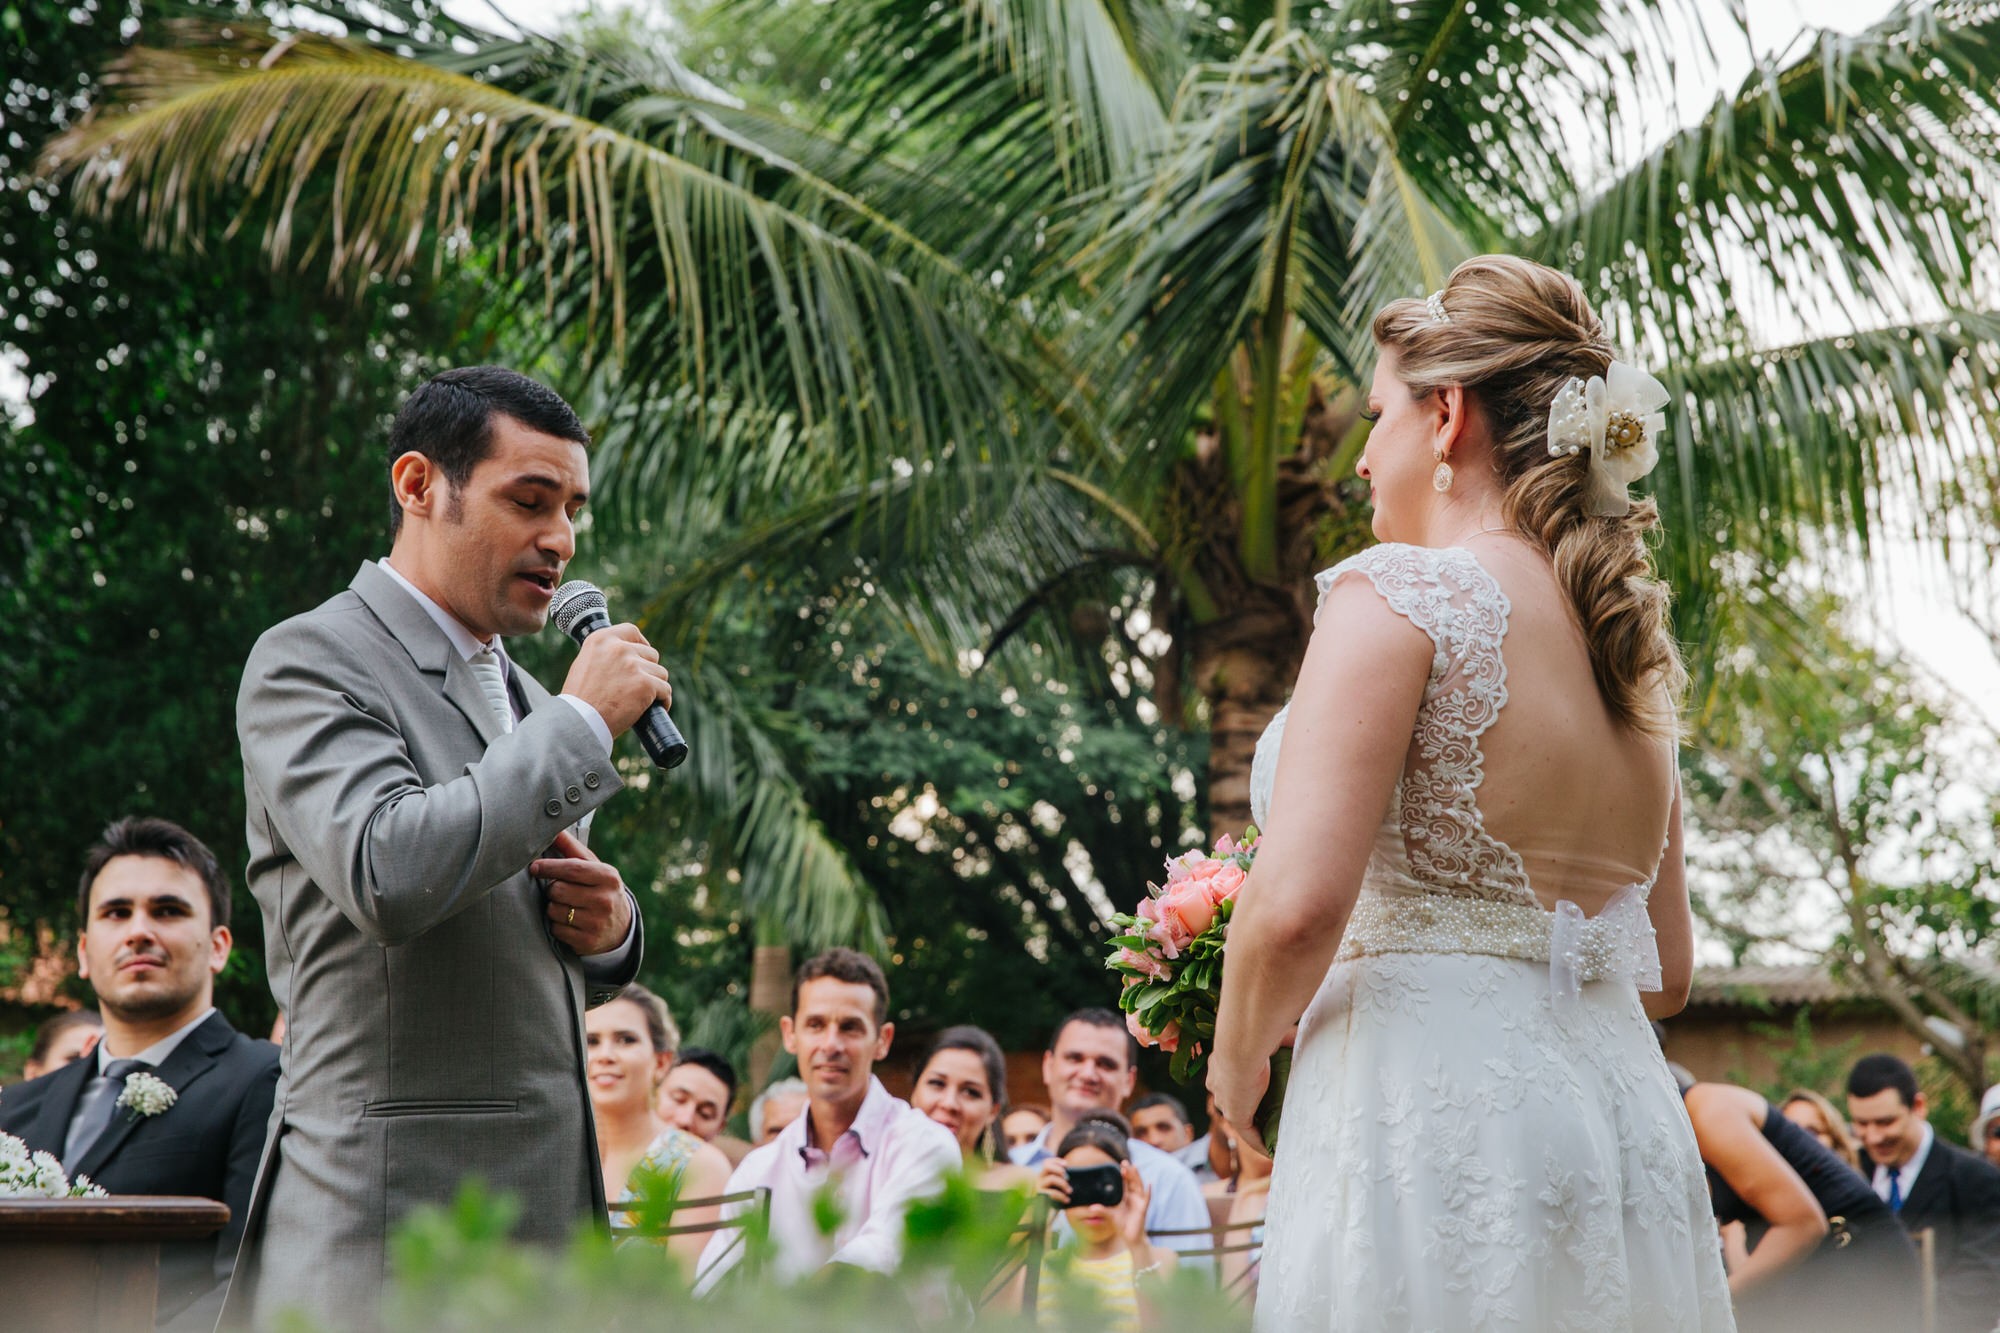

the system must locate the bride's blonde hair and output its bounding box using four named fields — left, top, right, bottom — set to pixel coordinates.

left=1372, top=255, right=1685, bottom=737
